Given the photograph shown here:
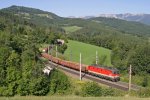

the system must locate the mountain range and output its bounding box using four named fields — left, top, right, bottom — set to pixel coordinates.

left=1, top=5, right=150, bottom=36
left=78, top=13, right=150, bottom=25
